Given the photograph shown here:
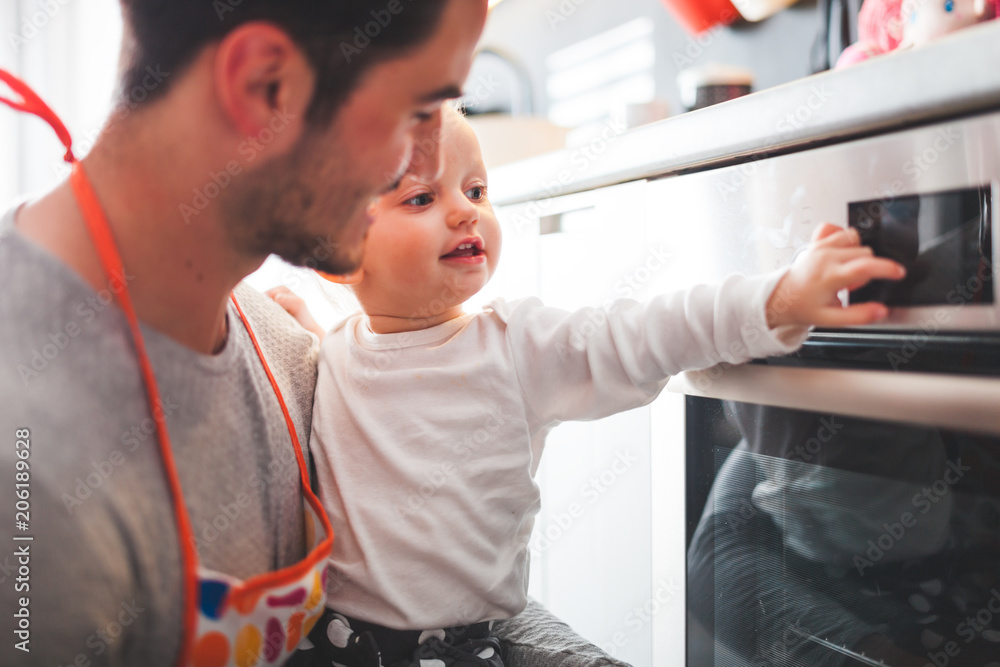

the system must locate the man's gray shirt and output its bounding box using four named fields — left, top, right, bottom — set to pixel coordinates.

left=0, top=205, right=320, bottom=666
